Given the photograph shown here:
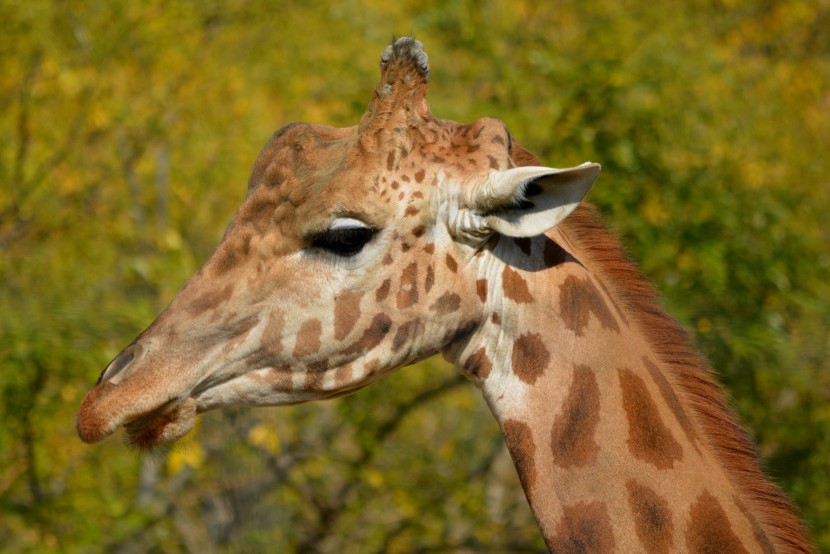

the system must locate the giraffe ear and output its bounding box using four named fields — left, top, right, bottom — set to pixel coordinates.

left=477, top=163, right=600, bottom=238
